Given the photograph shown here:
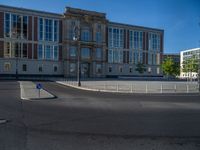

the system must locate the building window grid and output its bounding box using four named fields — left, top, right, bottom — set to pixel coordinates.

left=4, top=42, right=11, bottom=58
left=108, top=27, right=124, bottom=48
left=69, top=46, right=77, bottom=57
left=4, top=13, right=11, bottom=37
left=5, top=13, right=29, bottom=39
left=38, top=44, right=58, bottom=60
left=96, top=48, right=102, bottom=59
